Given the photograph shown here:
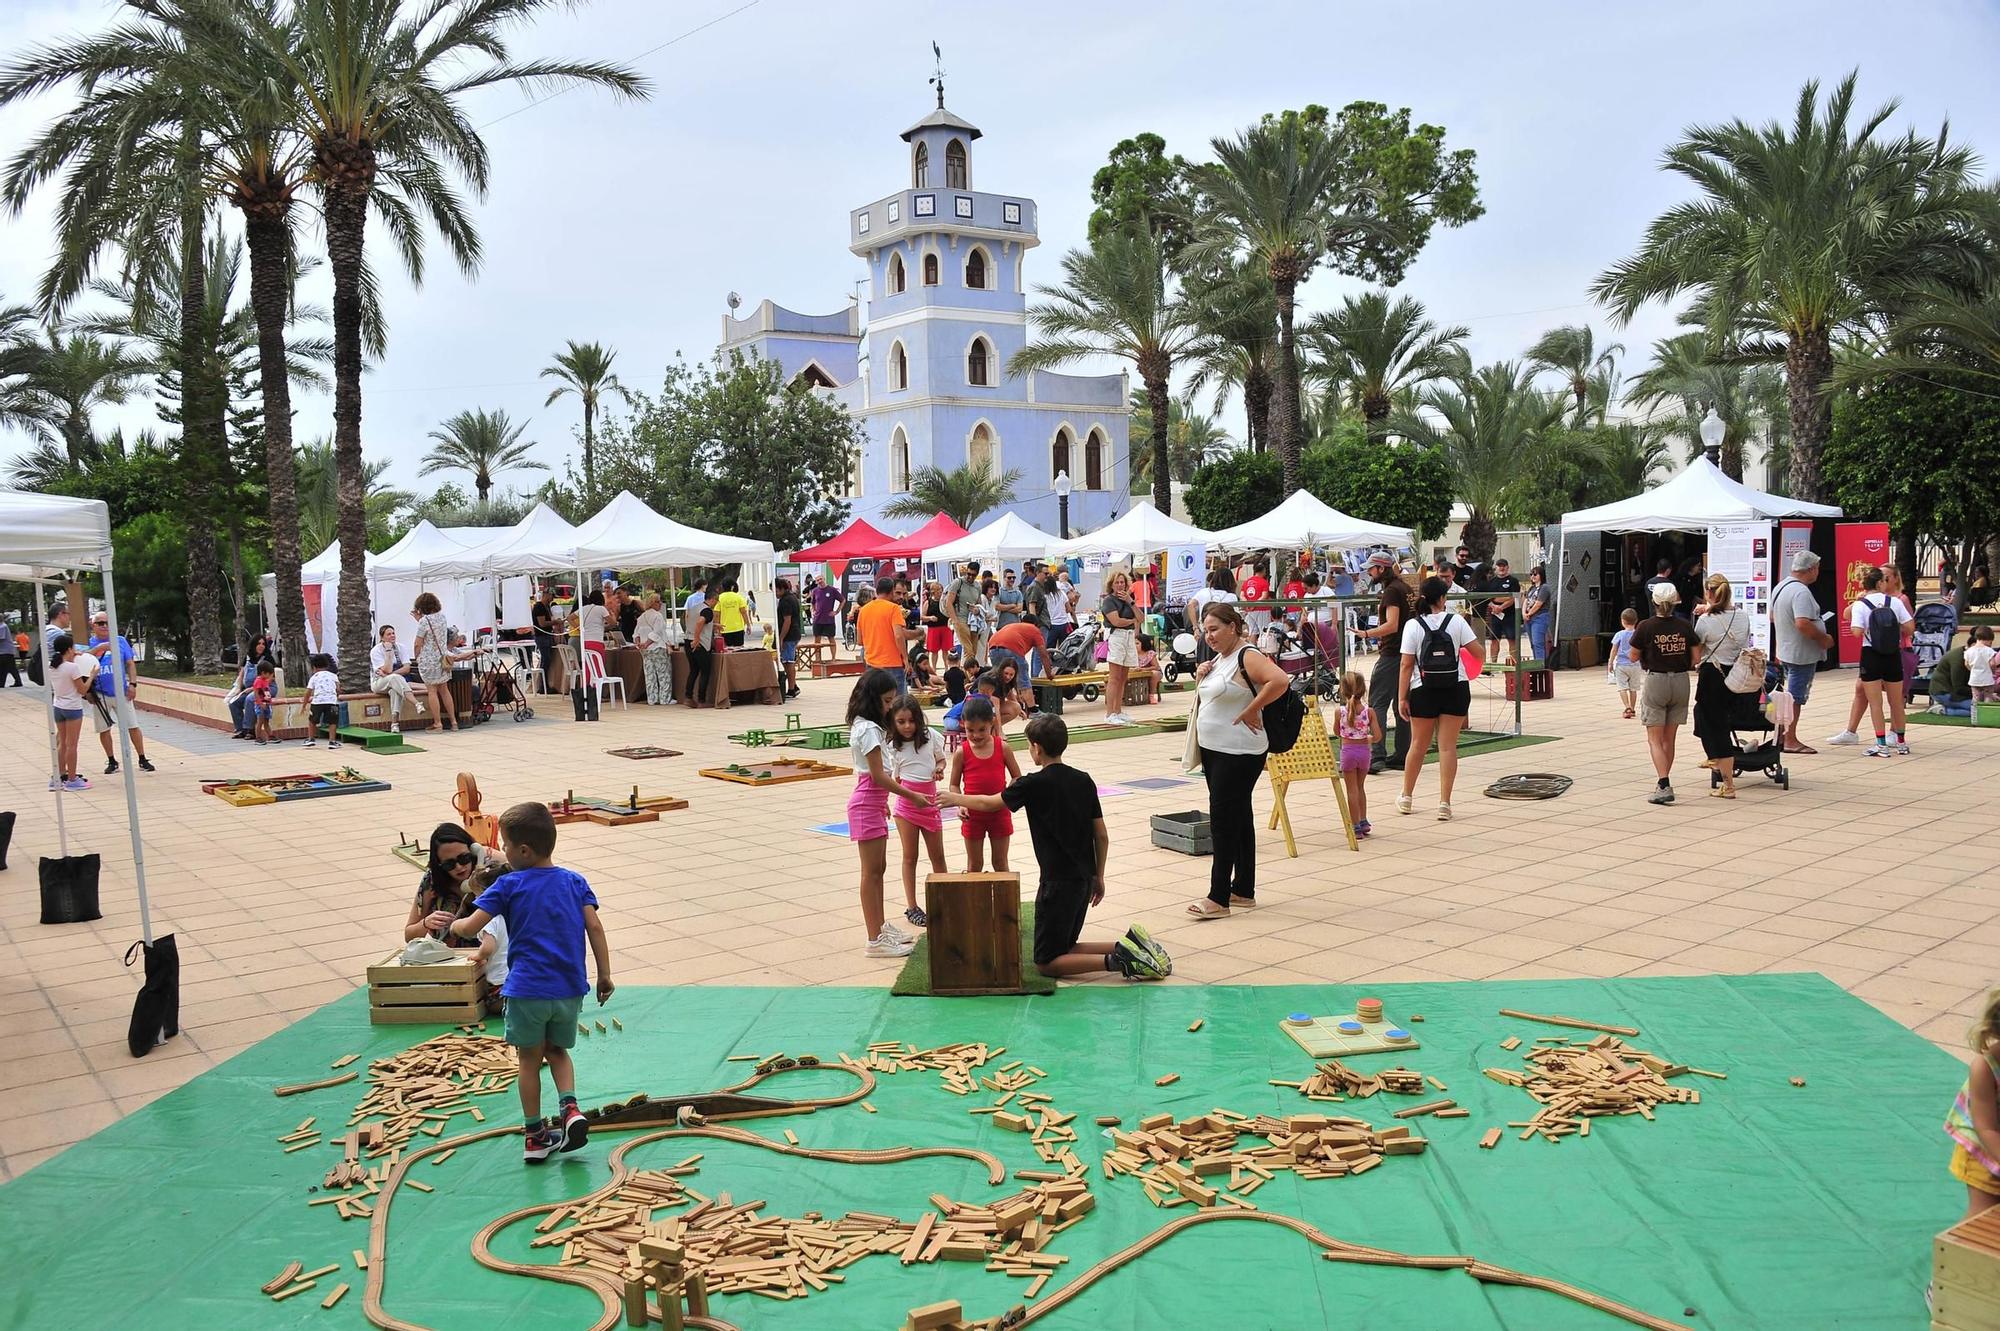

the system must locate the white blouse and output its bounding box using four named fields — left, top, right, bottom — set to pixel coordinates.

left=884, top=732, right=946, bottom=783
left=1196, top=645, right=1268, bottom=756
